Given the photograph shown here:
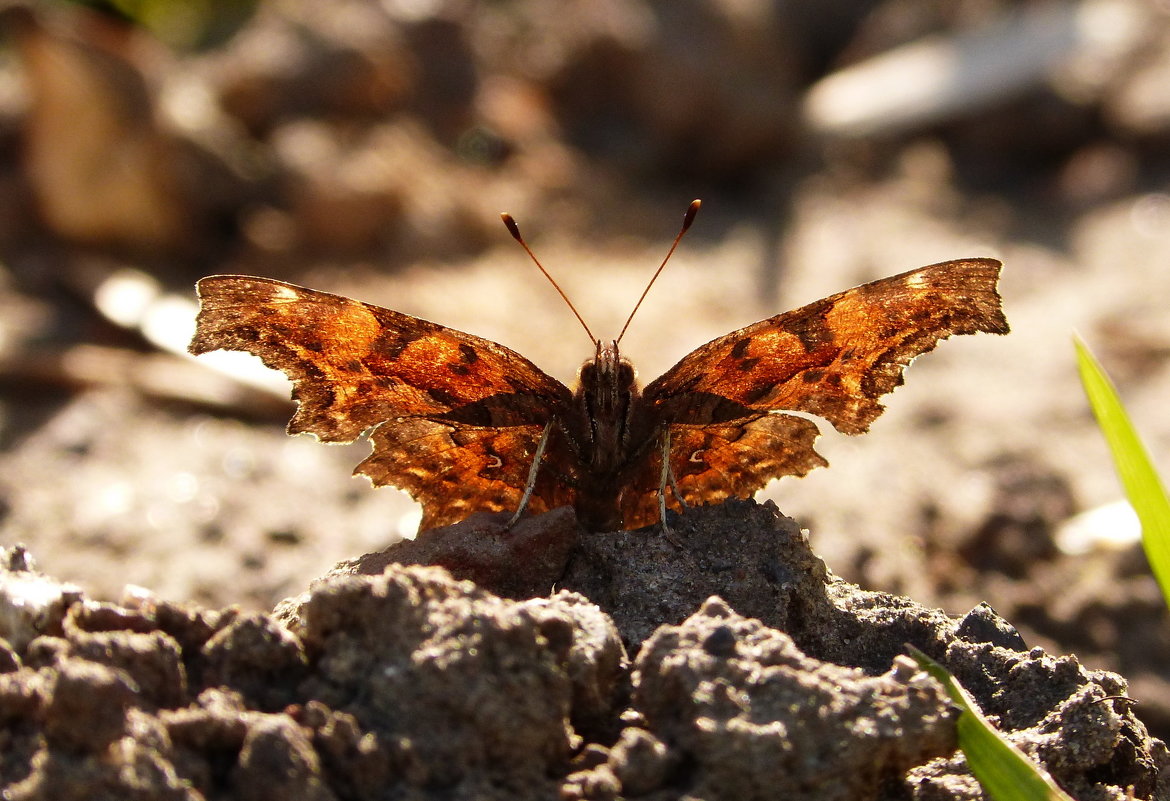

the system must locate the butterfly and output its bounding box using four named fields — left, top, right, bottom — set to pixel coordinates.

left=189, top=201, right=1008, bottom=532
